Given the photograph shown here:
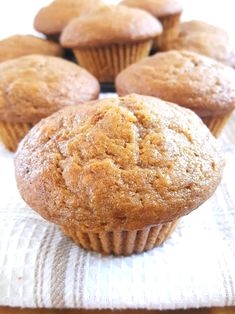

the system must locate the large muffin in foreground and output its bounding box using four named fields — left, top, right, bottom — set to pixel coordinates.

left=34, top=0, right=103, bottom=41
left=0, top=55, right=100, bottom=152
left=15, top=94, right=224, bottom=256
left=61, top=5, right=162, bottom=82
left=120, top=0, right=183, bottom=50
left=0, top=35, right=63, bottom=62
left=116, top=50, right=235, bottom=137
left=164, top=21, right=235, bottom=67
